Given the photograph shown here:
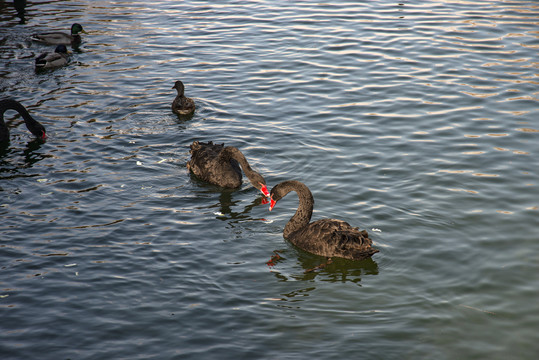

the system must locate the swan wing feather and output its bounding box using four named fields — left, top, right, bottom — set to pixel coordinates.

left=290, top=219, right=378, bottom=260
